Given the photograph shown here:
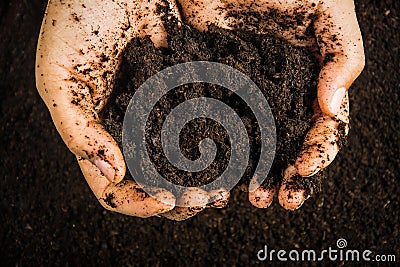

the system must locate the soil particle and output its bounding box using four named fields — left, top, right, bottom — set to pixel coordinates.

left=103, top=193, right=117, bottom=209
